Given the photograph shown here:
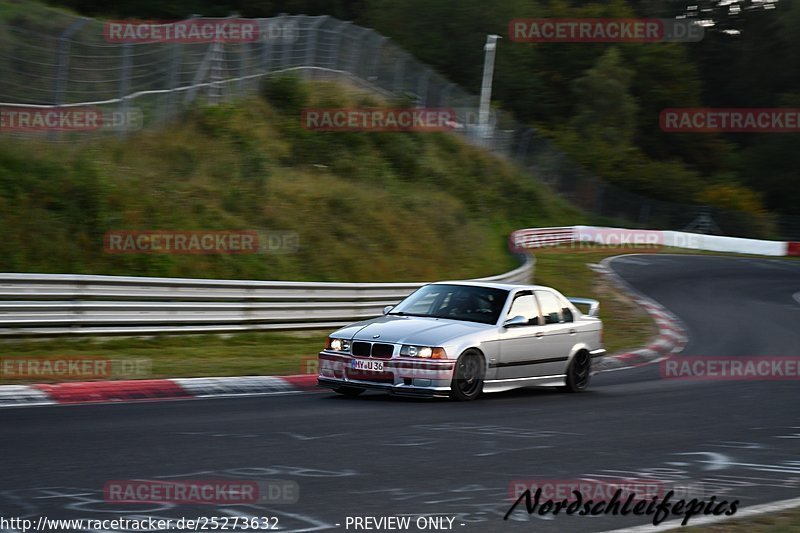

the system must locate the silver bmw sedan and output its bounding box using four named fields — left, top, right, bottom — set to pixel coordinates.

left=317, top=281, right=605, bottom=400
